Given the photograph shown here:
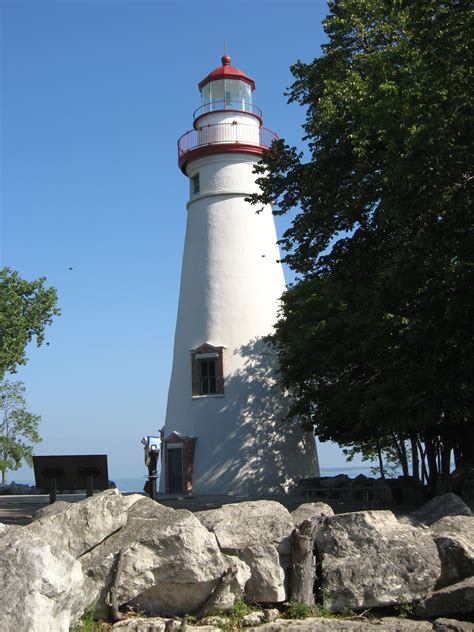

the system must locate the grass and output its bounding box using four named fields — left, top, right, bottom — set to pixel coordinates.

left=70, top=609, right=112, bottom=632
